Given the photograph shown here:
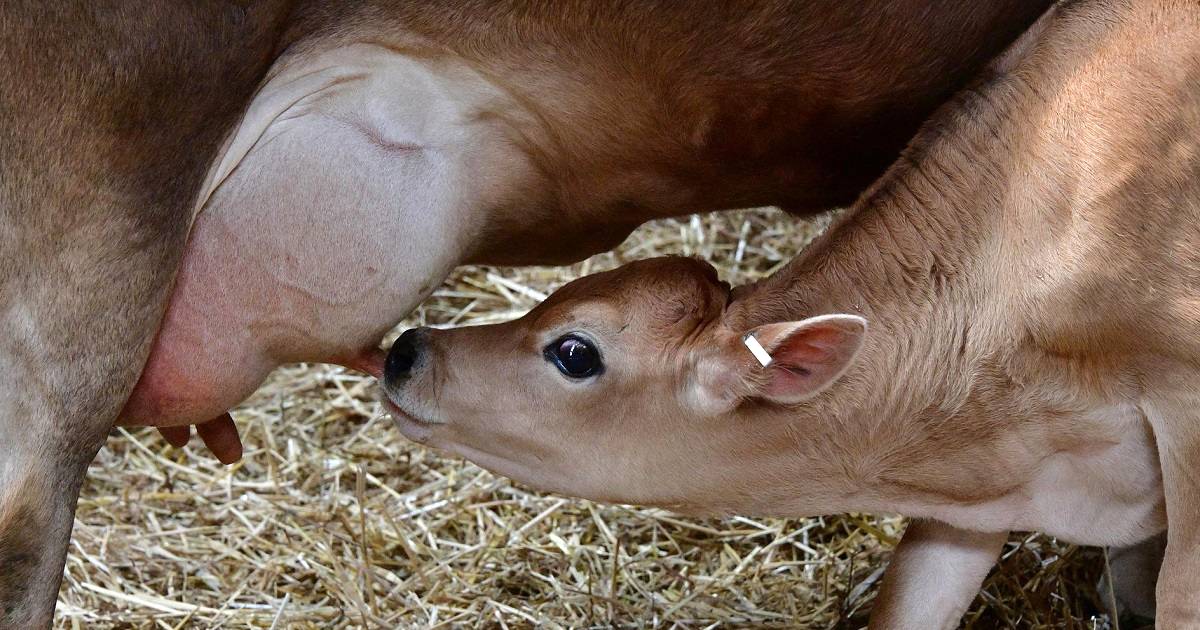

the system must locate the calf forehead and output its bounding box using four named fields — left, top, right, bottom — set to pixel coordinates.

left=589, top=258, right=720, bottom=300
left=533, top=258, right=724, bottom=325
